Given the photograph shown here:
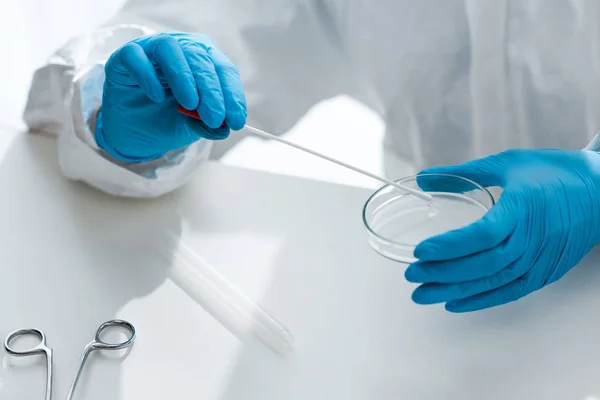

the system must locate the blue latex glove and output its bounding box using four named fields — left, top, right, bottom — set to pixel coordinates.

left=96, top=32, right=247, bottom=162
left=405, top=149, right=600, bottom=312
